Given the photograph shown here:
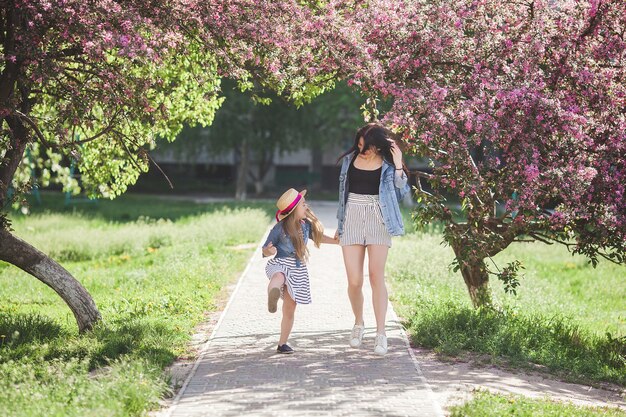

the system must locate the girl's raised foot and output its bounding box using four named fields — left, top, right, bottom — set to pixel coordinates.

left=268, top=287, right=281, bottom=313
